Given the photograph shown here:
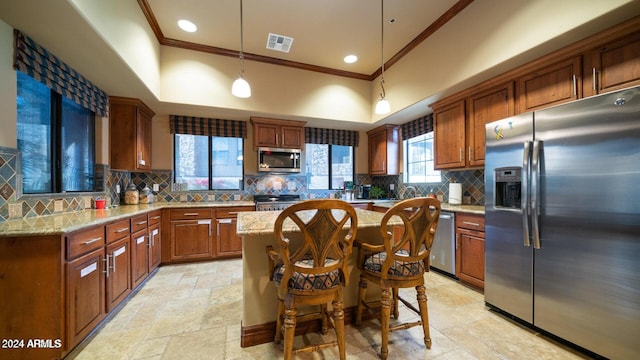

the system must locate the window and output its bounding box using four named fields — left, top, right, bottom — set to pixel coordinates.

left=306, top=144, right=354, bottom=190
left=17, top=71, right=95, bottom=194
left=403, top=132, right=441, bottom=183
left=174, top=134, right=243, bottom=190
